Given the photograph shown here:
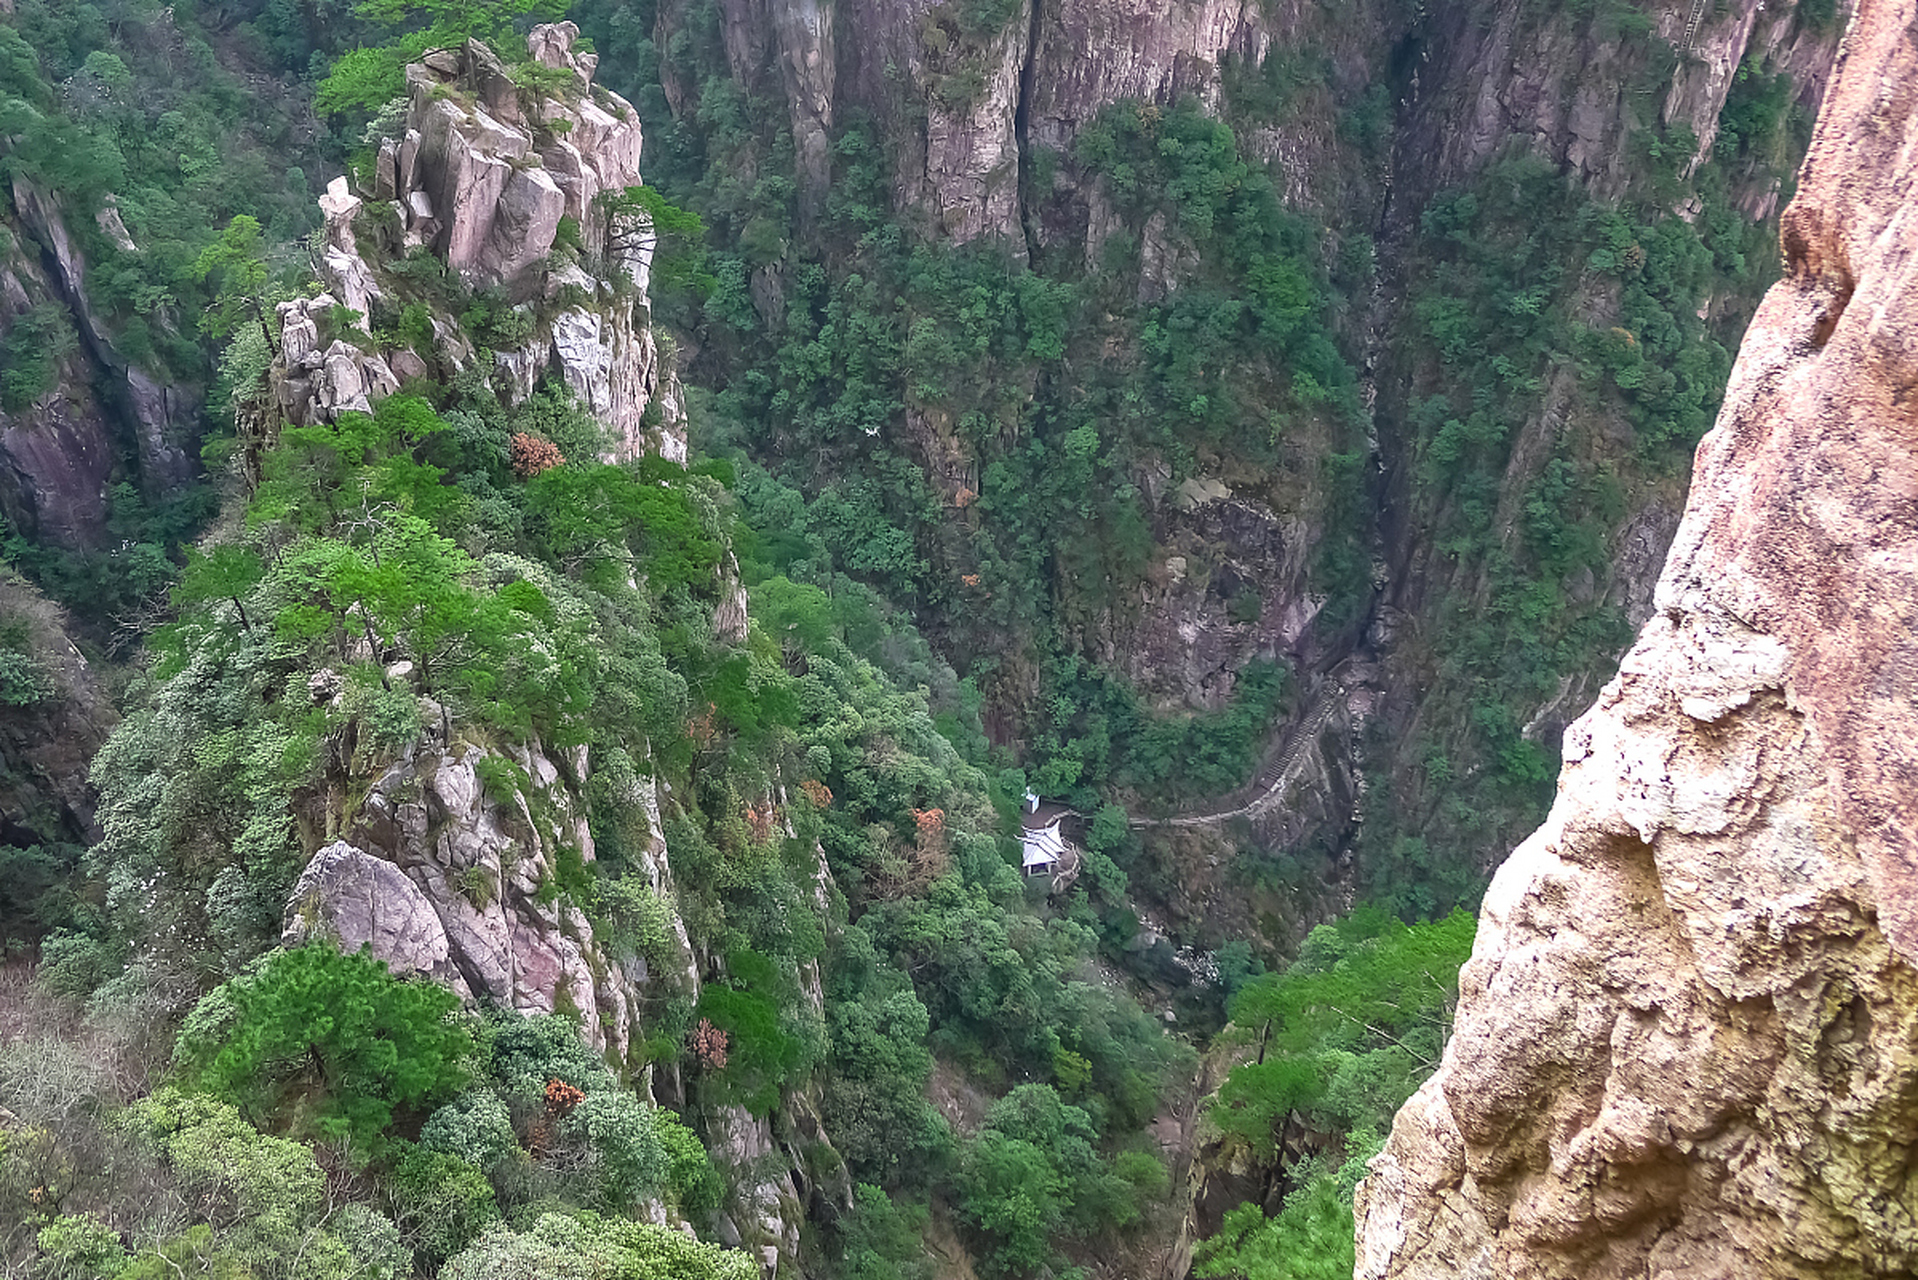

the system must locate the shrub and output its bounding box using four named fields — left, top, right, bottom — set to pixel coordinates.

left=658, top=1111, right=723, bottom=1217
left=510, top=433, right=566, bottom=477
left=561, top=1091, right=667, bottom=1210
left=331, top=1203, right=409, bottom=1280
left=485, top=1012, right=617, bottom=1101
left=421, top=1092, right=519, bottom=1171
left=180, top=944, right=474, bottom=1152
left=440, top=1212, right=757, bottom=1280
left=35, top=1214, right=128, bottom=1280
left=122, top=1091, right=325, bottom=1239
left=388, top=1145, right=501, bottom=1267
left=119, top=1090, right=362, bottom=1279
